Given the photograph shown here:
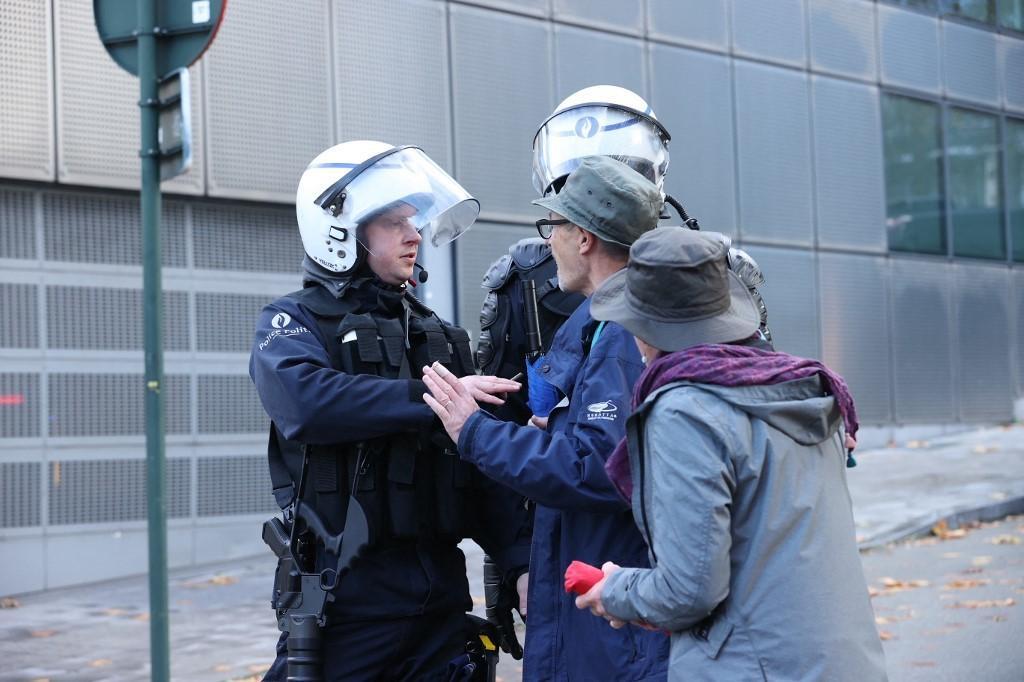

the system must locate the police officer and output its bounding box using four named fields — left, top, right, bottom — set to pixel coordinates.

left=425, top=156, right=671, bottom=681
left=250, top=140, right=530, bottom=681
